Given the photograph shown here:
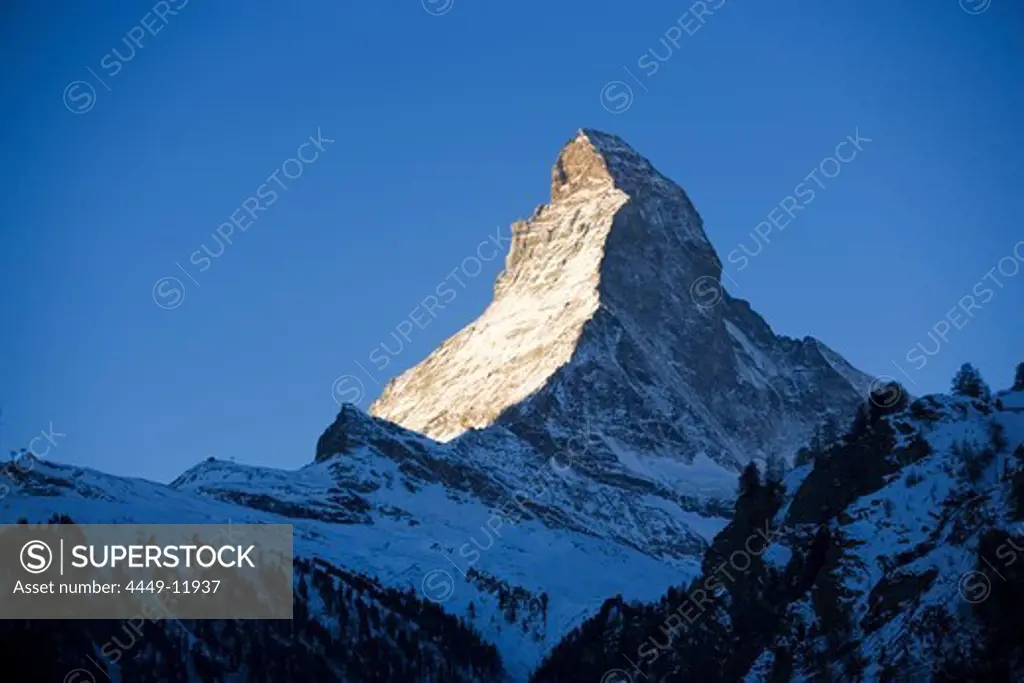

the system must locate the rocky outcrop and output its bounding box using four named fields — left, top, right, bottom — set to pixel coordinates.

left=372, top=129, right=871, bottom=493
left=530, top=385, right=1024, bottom=683
left=0, top=129, right=884, bottom=681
